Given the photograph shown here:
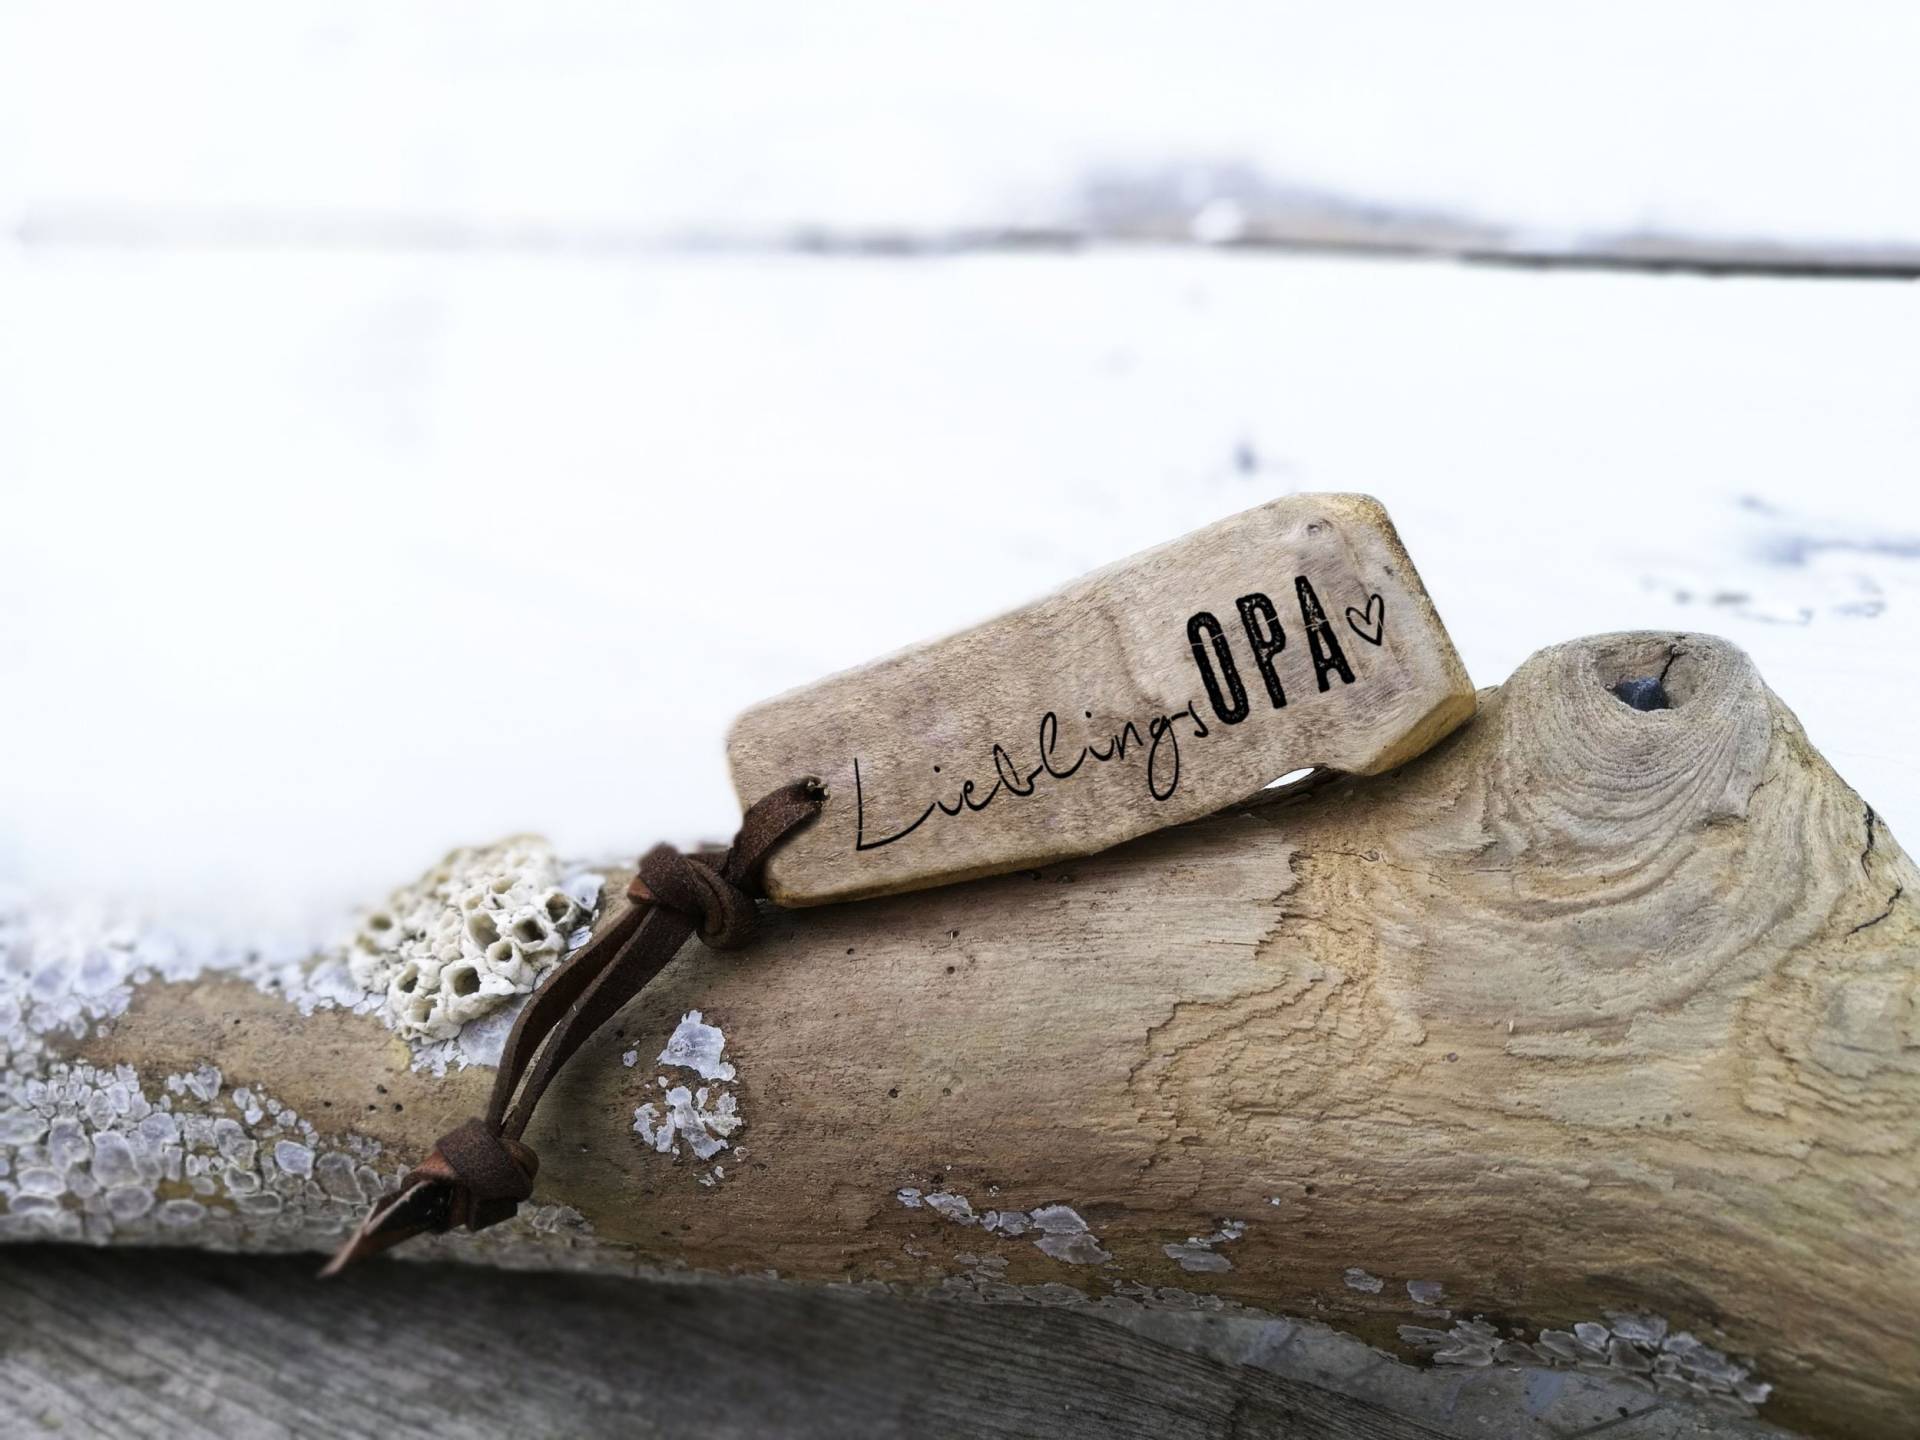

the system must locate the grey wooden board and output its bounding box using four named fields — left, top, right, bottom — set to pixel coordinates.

left=0, top=1246, right=1793, bottom=1440
left=0, top=1244, right=1446, bottom=1440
